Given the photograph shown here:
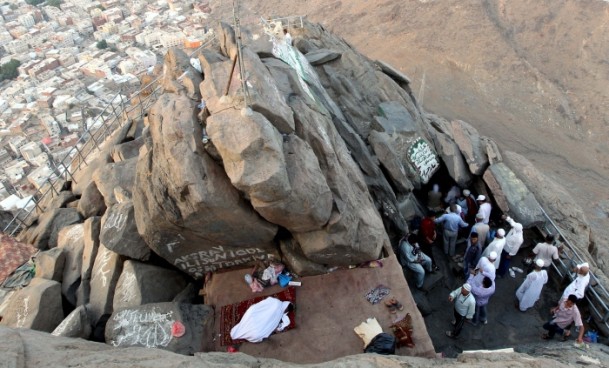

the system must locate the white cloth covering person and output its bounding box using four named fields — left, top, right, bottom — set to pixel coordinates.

left=480, top=229, right=506, bottom=269
left=561, top=262, right=590, bottom=301
left=230, top=297, right=292, bottom=343
left=516, top=259, right=548, bottom=311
